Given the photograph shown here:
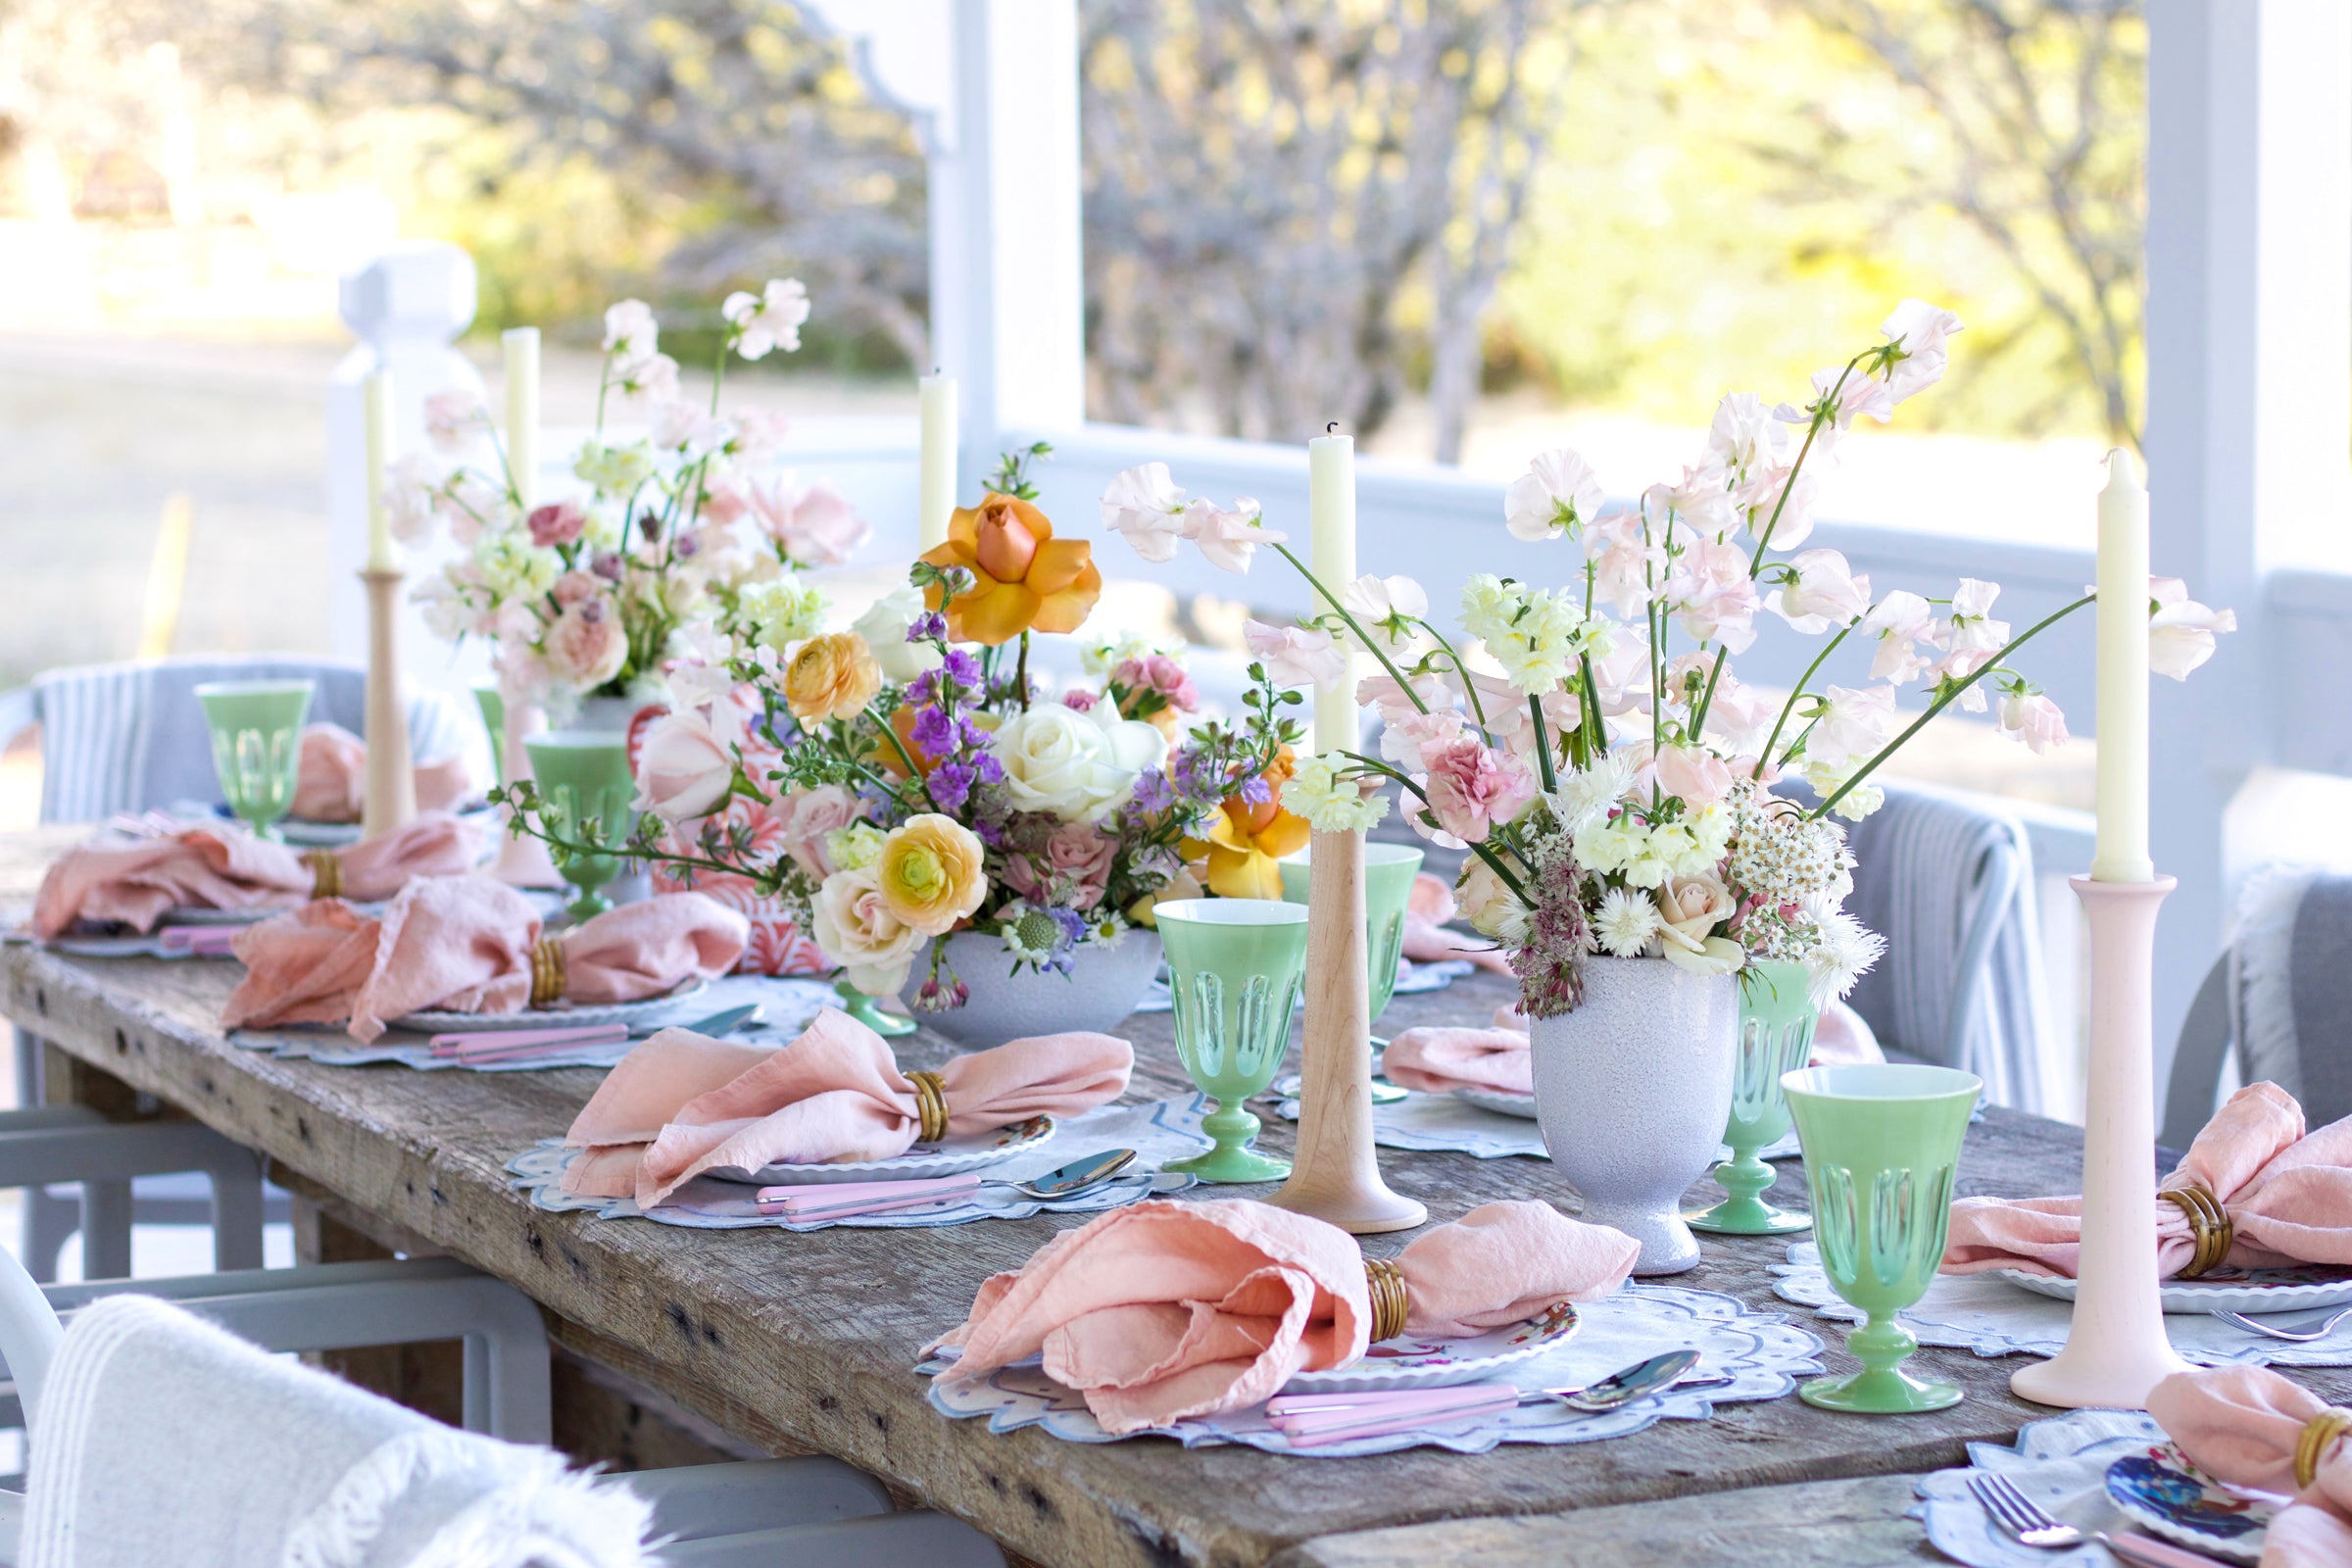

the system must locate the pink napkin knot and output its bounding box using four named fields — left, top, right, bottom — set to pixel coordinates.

left=1944, top=1083, right=2352, bottom=1280
left=558, top=1007, right=1134, bottom=1208
left=31, top=814, right=480, bottom=939
left=1383, top=1006, right=1532, bottom=1095
left=220, top=875, right=748, bottom=1042
left=2150, top=1365, right=2352, bottom=1567
left=1400, top=873, right=1512, bottom=975
left=929, top=1198, right=1637, bottom=1435
left=292, top=723, right=475, bottom=824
